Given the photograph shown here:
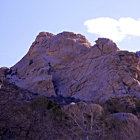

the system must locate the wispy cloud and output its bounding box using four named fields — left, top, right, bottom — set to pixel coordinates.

left=84, top=17, right=140, bottom=42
